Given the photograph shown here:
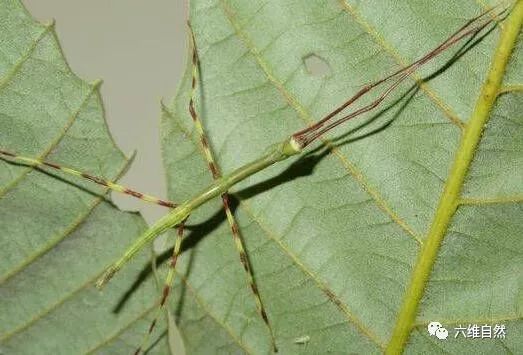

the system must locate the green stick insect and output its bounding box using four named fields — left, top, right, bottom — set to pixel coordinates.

left=1, top=4, right=518, bottom=354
